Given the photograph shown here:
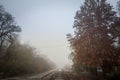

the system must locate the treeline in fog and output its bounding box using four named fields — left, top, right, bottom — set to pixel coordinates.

left=0, top=5, right=55, bottom=78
